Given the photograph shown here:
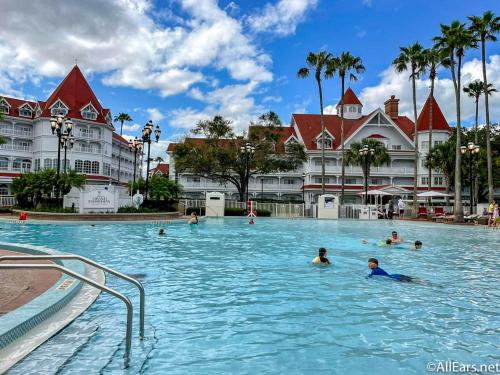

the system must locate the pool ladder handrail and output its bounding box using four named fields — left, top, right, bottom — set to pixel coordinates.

left=0, top=254, right=145, bottom=340
left=0, top=263, right=133, bottom=368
